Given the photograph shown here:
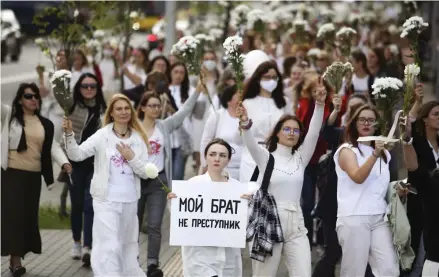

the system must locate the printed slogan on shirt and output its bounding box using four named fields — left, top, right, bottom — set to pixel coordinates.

left=169, top=180, right=249, bottom=248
